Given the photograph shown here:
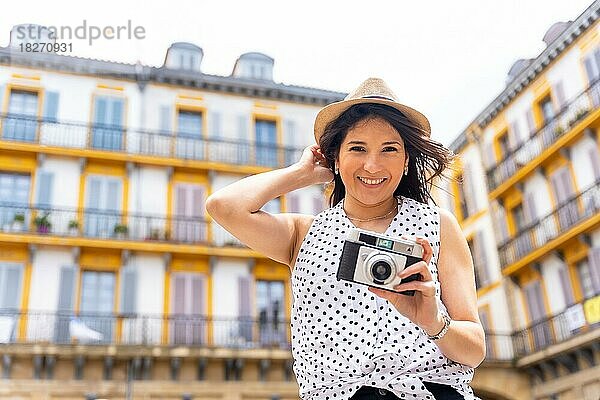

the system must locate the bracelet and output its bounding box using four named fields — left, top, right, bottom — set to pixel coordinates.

left=426, top=312, right=451, bottom=341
